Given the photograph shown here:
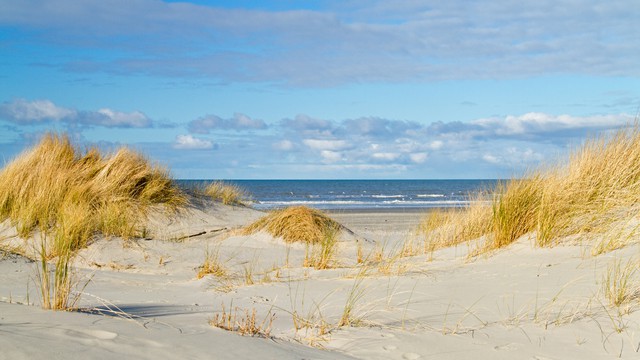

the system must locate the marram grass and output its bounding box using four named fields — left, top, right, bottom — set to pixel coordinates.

left=419, top=123, right=640, bottom=255
left=418, top=193, right=492, bottom=253
left=204, top=181, right=248, bottom=206
left=243, top=206, right=341, bottom=244
left=0, top=133, right=186, bottom=310
left=0, top=133, right=186, bottom=255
